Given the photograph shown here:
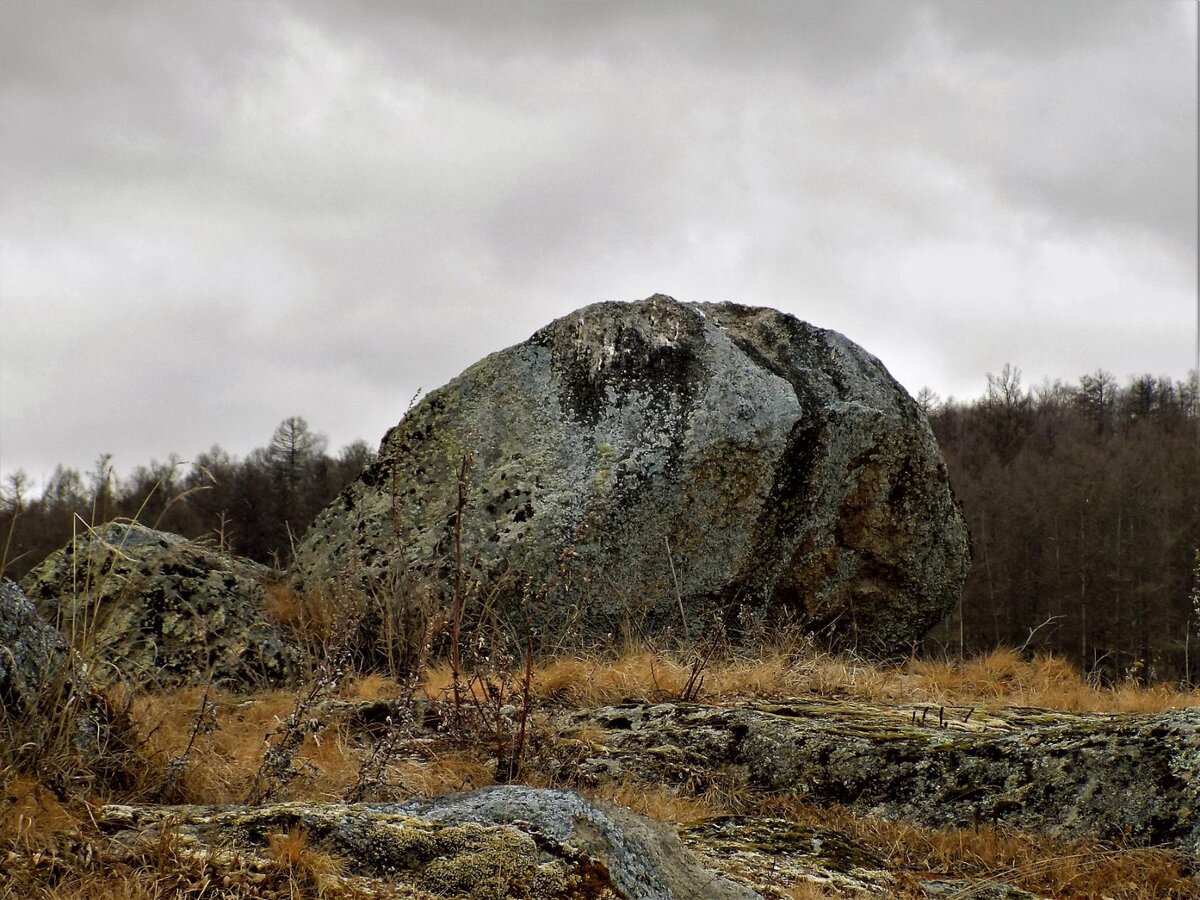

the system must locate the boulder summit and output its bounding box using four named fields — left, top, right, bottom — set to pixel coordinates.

left=293, top=295, right=968, bottom=659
